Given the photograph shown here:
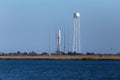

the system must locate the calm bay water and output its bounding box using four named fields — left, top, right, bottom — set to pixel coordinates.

left=0, top=60, right=120, bottom=80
